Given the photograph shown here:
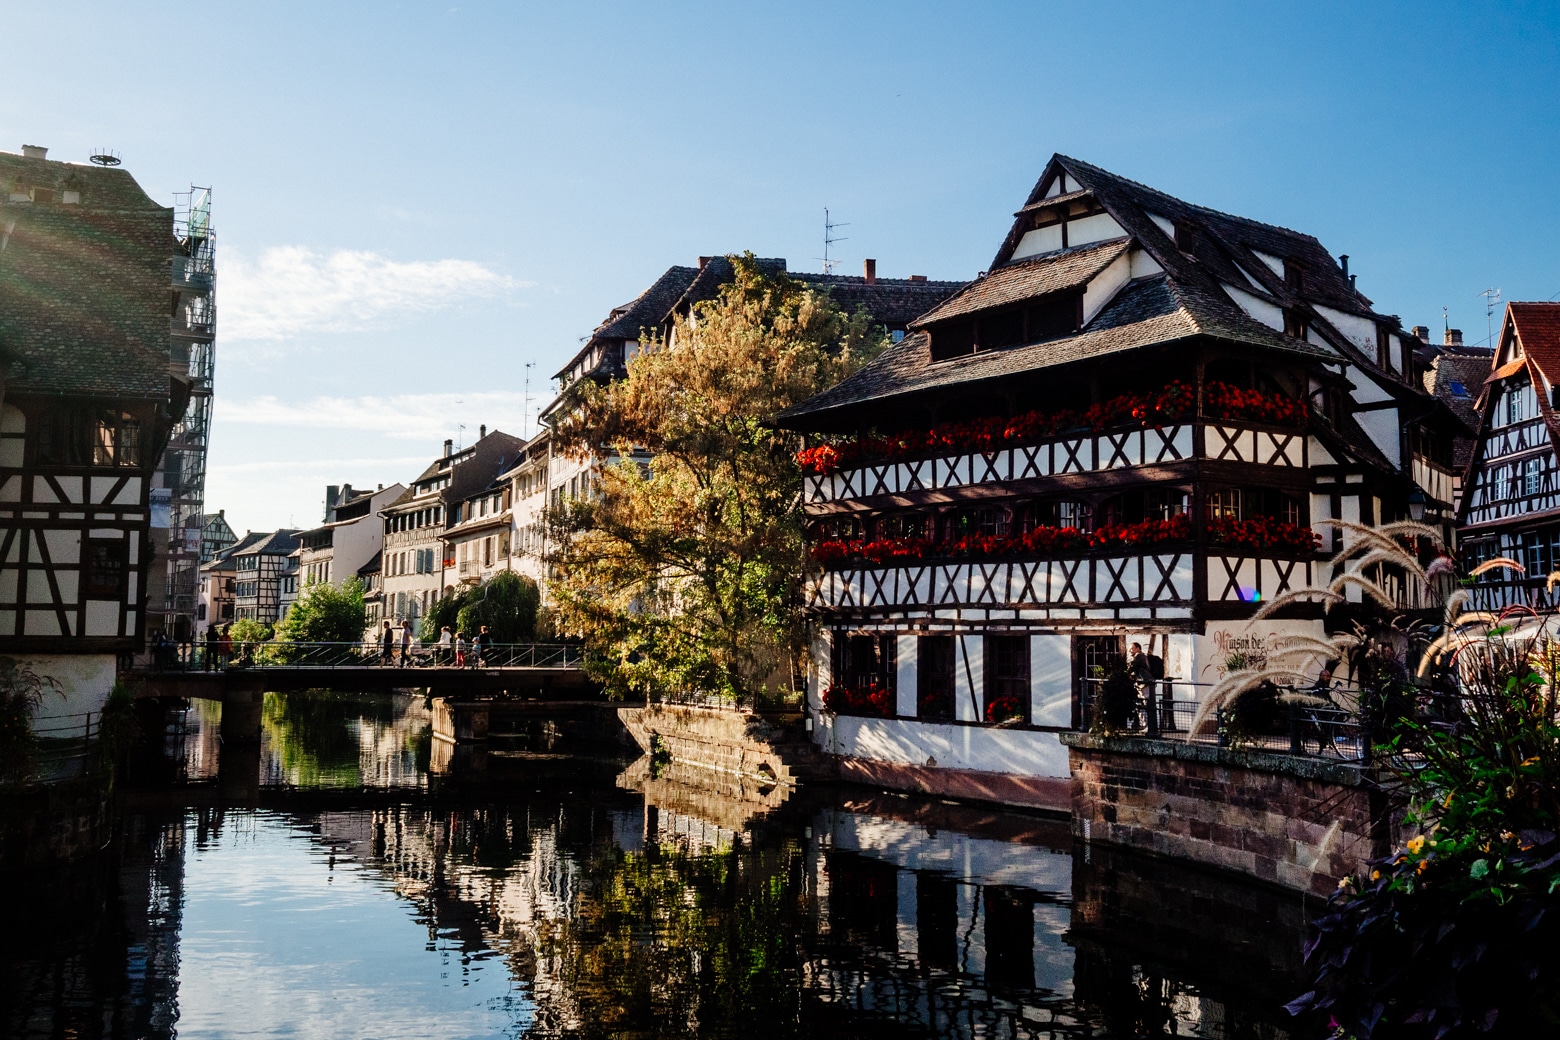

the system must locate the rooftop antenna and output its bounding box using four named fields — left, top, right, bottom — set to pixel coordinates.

left=816, top=207, right=849, bottom=274
left=523, top=361, right=535, bottom=438
left=88, top=149, right=121, bottom=167
left=457, top=423, right=466, bottom=451
left=1479, top=288, right=1502, bottom=348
